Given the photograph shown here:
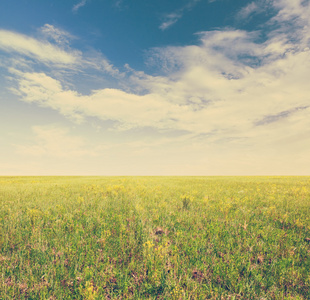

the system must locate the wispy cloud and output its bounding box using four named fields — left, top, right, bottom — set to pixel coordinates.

left=236, top=0, right=275, bottom=23
left=72, top=0, right=89, bottom=13
left=236, top=2, right=260, bottom=20
left=39, top=24, right=75, bottom=46
left=159, top=12, right=183, bottom=31
left=254, top=106, right=309, bottom=126
left=0, top=29, right=80, bottom=67
left=0, top=25, right=124, bottom=82
left=159, top=0, right=201, bottom=30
